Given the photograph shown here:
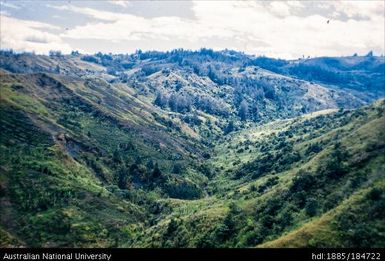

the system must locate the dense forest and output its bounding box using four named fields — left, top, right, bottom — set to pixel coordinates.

left=0, top=49, right=384, bottom=247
